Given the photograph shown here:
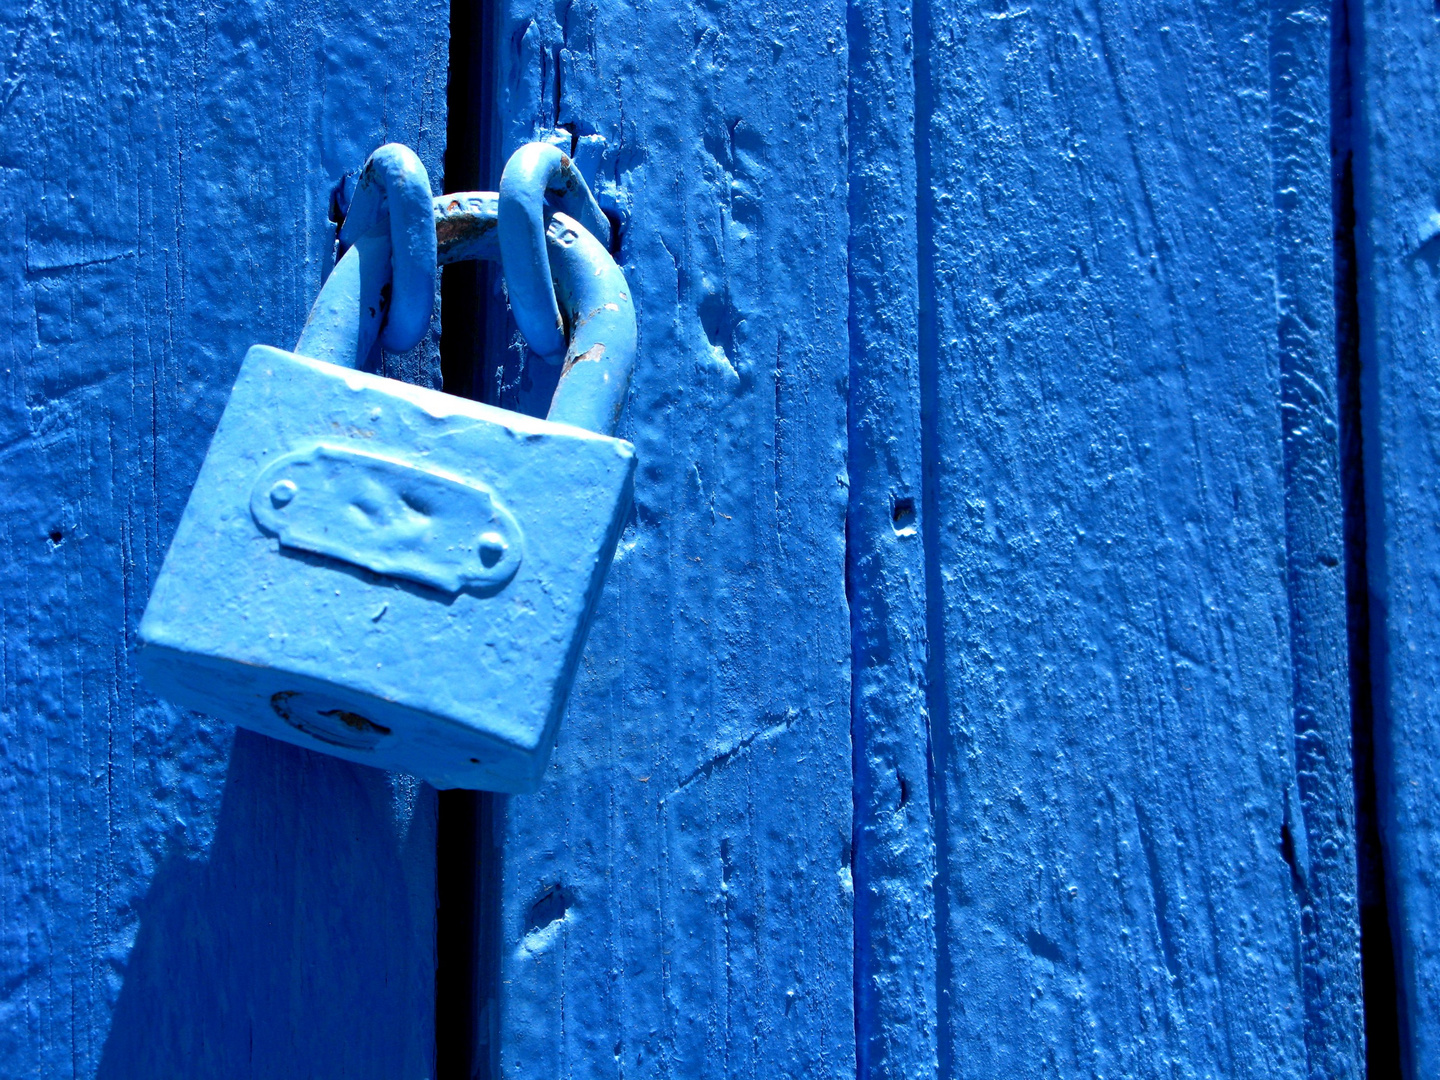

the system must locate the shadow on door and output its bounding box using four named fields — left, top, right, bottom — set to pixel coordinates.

left=95, top=730, right=437, bottom=1080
